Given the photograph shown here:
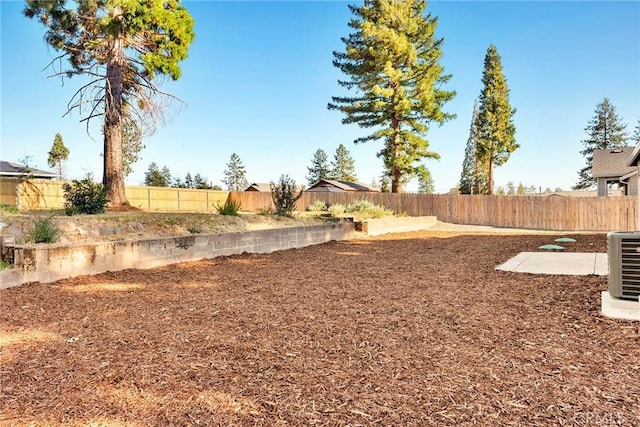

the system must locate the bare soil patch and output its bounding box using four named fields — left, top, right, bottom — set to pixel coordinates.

left=1, top=230, right=638, bottom=426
